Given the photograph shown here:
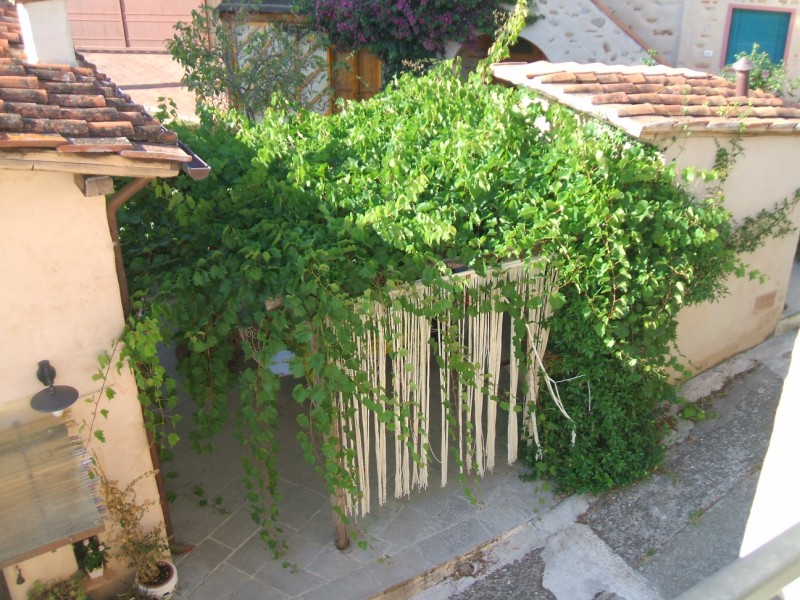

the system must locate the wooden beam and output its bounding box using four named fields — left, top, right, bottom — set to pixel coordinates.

left=309, top=333, right=350, bottom=551
left=0, top=150, right=180, bottom=178
left=73, top=174, right=114, bottom=197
